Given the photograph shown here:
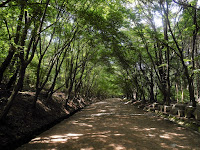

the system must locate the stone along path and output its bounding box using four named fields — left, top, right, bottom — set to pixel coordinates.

left=18, top=98, right=200, bottom=150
